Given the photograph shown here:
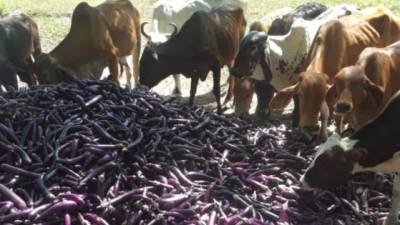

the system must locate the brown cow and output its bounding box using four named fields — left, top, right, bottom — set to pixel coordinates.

left=33, top=0, right=141, bottom=86
left=0, top=11, right=41, bottom=90
left=331, top=41, right=400, bottom=132
left=270, top=7, right=400, bottom=138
